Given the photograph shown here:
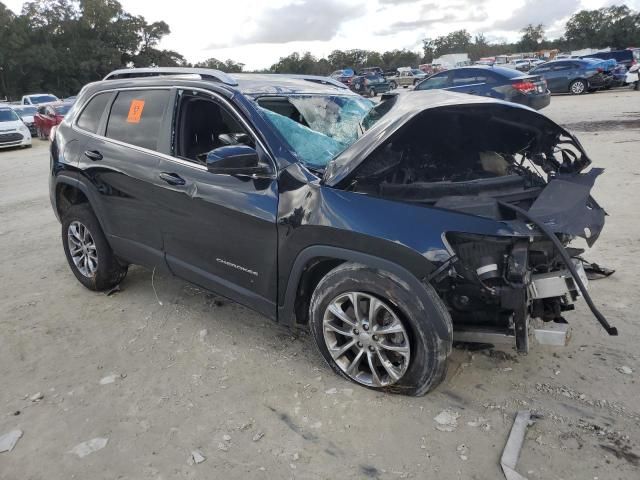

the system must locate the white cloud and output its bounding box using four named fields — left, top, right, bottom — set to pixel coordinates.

left=5, top=0, right=639, bottom=70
